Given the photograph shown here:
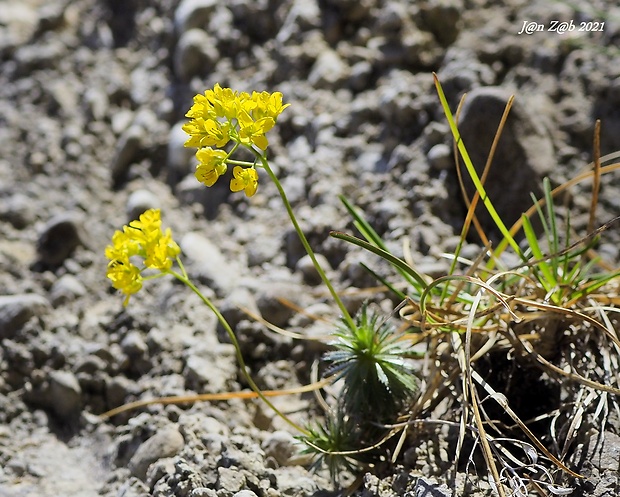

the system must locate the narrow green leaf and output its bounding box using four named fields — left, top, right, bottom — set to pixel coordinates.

left=522, top=214, right=556, bottom=294
left=433, top=74, right=524, bottom=258
left=331, top=231, right=428, bottom=291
